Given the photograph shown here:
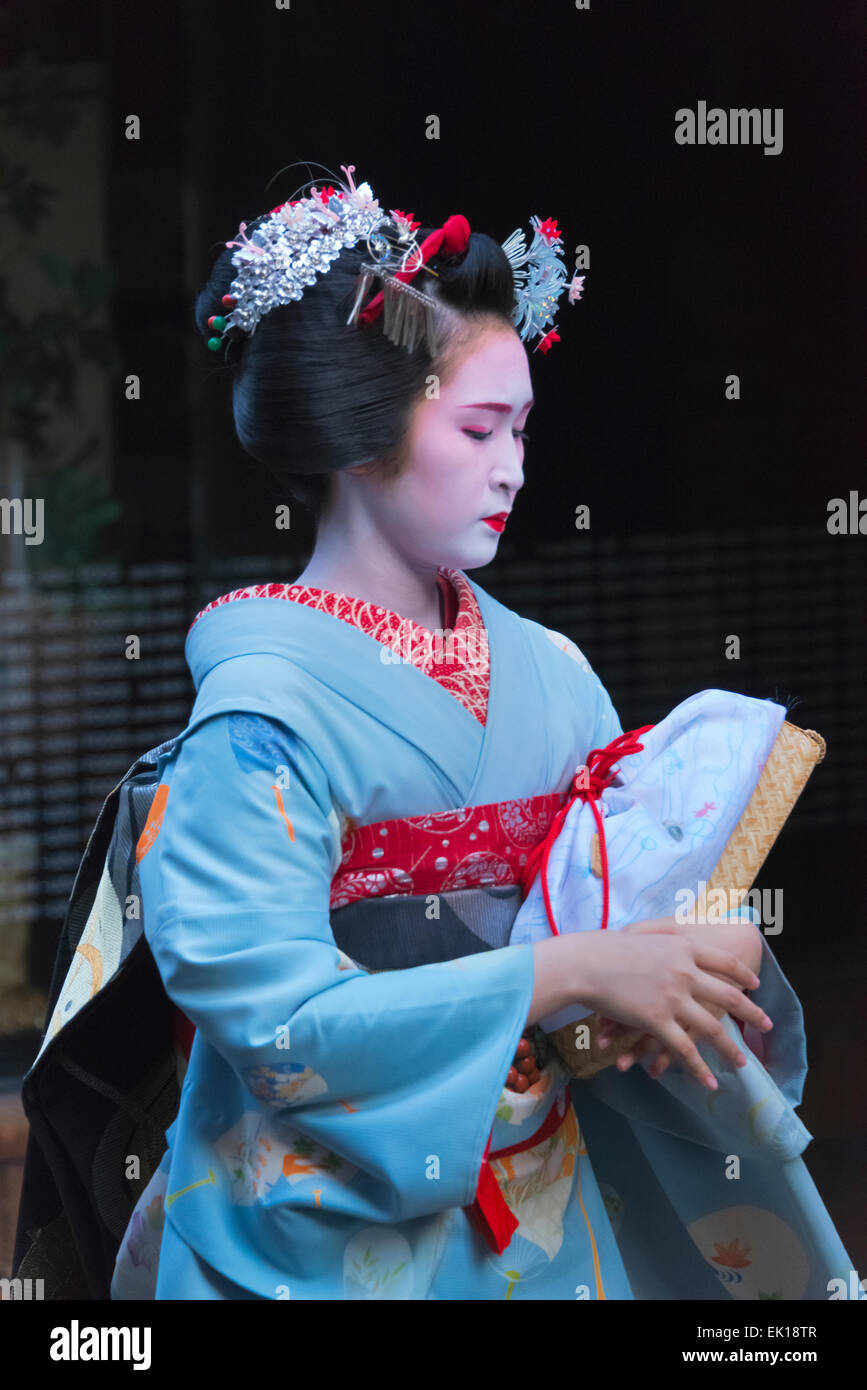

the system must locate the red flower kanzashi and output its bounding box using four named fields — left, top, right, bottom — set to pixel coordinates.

left=390, top=209, right=421, bottom=233
left=536, top=216, right=562, bottom=245
left=536, top=328, right=561, bottom=355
